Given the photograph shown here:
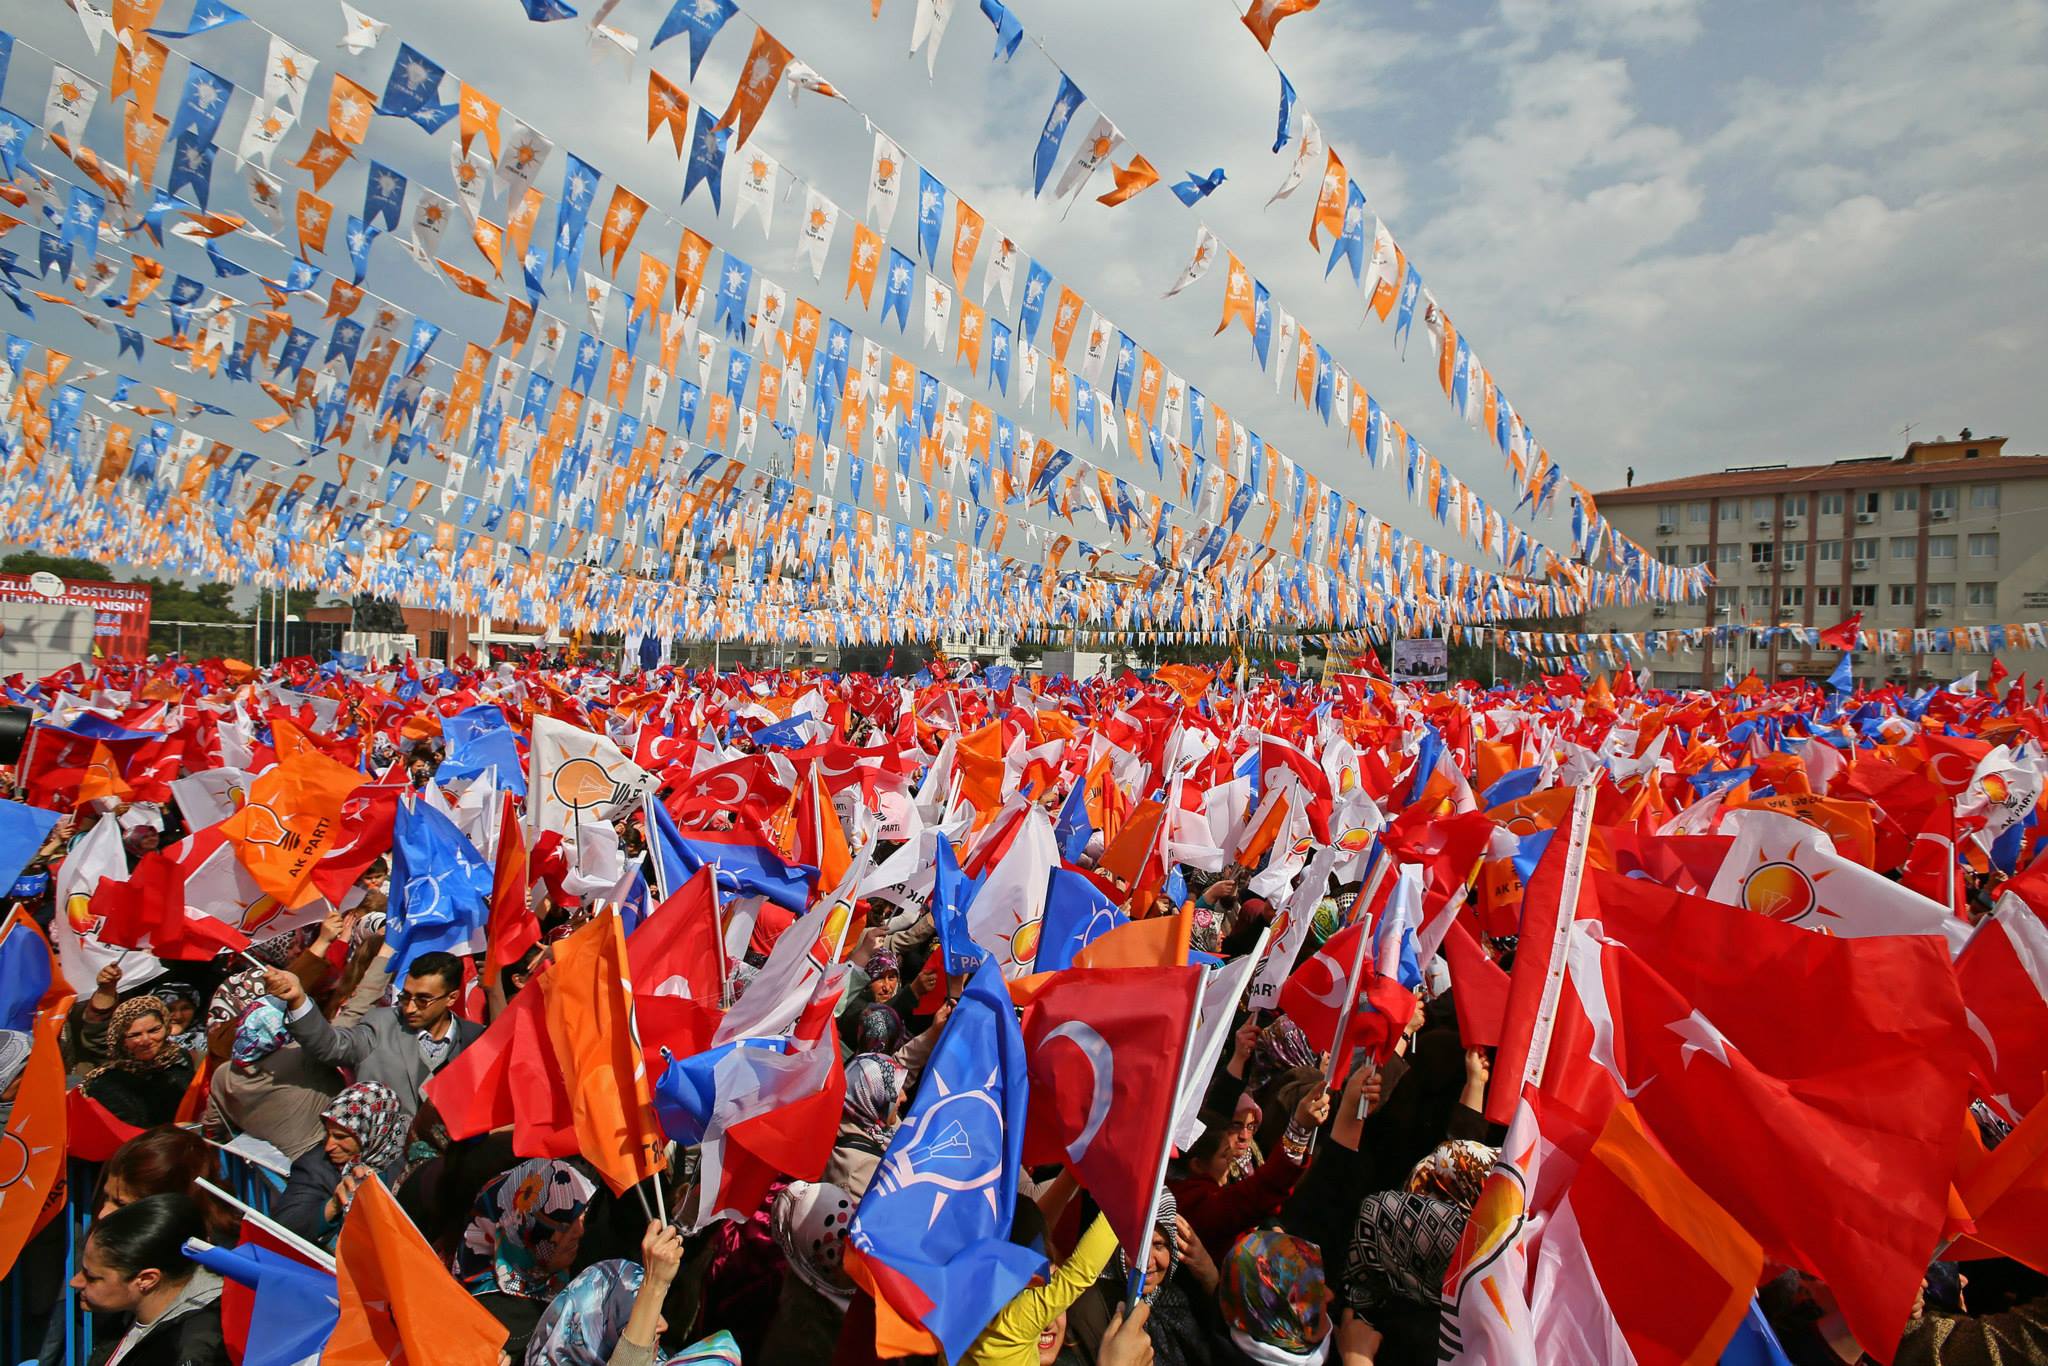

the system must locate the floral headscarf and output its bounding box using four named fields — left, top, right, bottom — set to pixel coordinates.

left=156, top=984, right=205, bottom=1053
left=452, top=1157, right=598, bottom=1300
left=771, top=1180, right=857, bottom=1310
left=208, top=968, right=270, bottom=1028
left=229, top=999, right=291, bottom=1068
left=320, top=1081, right=408, bottom=1171
left=527, top=1263, right=742, bottom=1366
left=852, top=1004, right=905, bottom=1054
left=864, top=949, right=899, bottom=980
left=1343, top=1191, right=1466, bottom=1317
left=92, top=996, right=184, bottom=1077
left=1405, top=1140, right=1497, bottom=1212
left=1249, top=1018, right=1317, bottom=1090
left=842, top=1054, right=905, bottom=1145
left=1218, top=1228, right=1333, bottom=1357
